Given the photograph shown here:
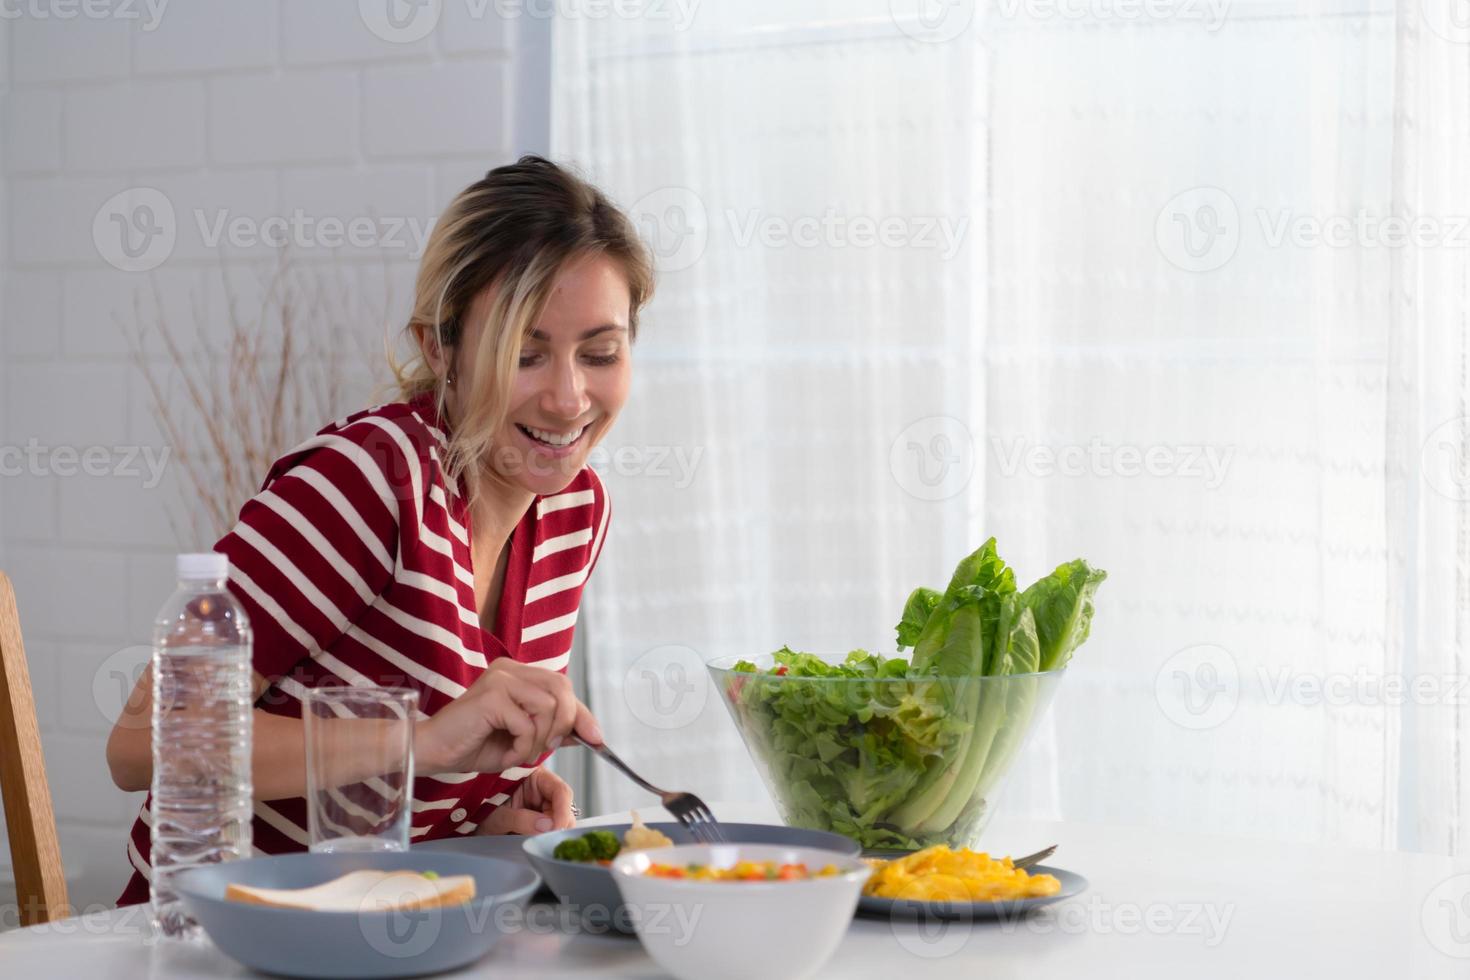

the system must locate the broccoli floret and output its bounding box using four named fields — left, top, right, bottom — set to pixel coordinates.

left=553, top=837, right=594, bottom=862
left=582, top=830, right=621, bottom=861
